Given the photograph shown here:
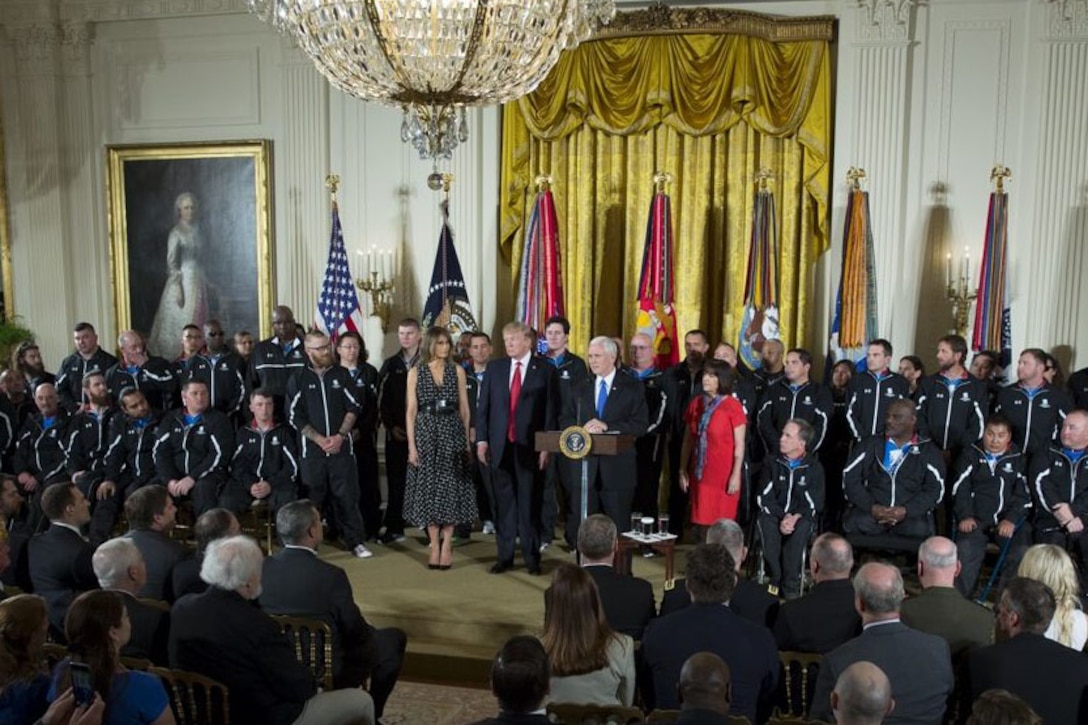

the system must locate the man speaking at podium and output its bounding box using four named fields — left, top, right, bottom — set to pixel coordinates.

left=559, top=336, right=650, bottom=539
